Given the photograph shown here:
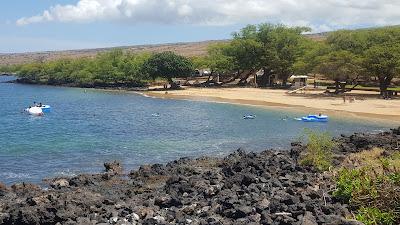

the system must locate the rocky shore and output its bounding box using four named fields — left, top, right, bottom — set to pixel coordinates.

left=10, top=78, right=149, bottom=90
left=0, top=128, right=399, bottom=225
